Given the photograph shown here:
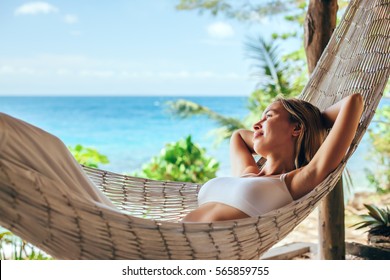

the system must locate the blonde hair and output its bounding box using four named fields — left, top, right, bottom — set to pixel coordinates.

left=276, top=98, right=326, bottom=168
